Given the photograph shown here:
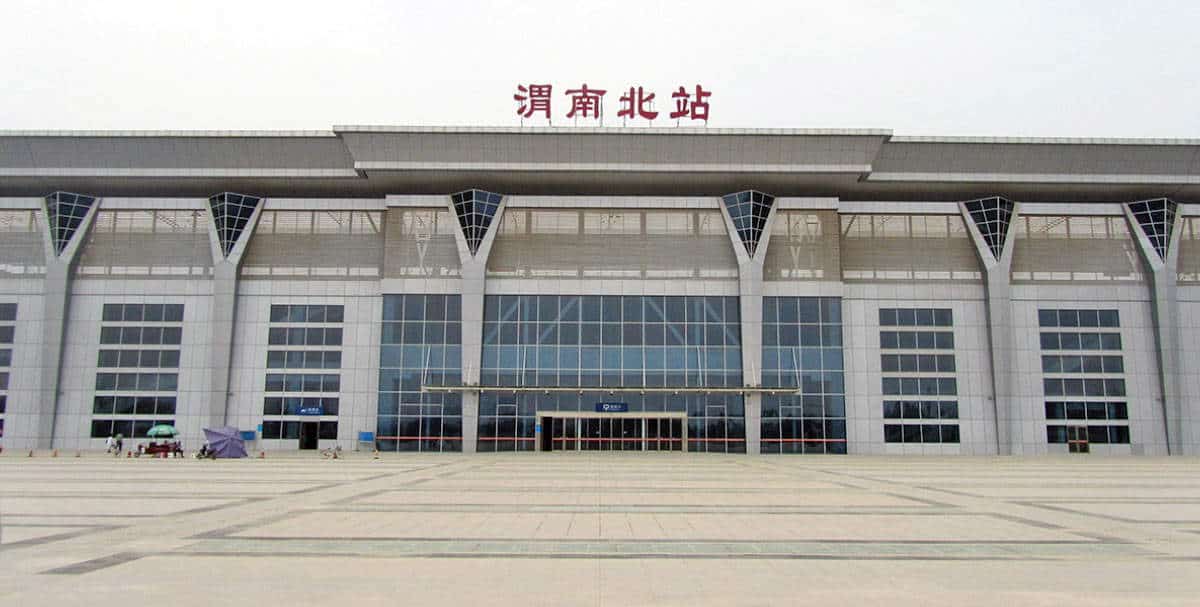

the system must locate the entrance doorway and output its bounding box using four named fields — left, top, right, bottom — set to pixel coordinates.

left=299, top=422, right=320, bottom=450
left=1067, top=425, right=1089, bottom=454
left=536, top=413, right=686, bottom=452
